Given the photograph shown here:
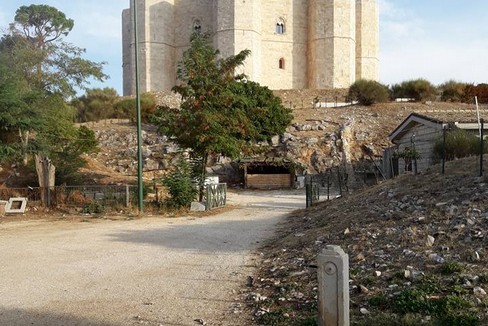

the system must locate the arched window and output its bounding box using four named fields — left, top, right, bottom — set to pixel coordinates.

left=193, top=20, right=202, bottom=34
left=275, top=18, right=285, bottom=34
left=279, top=58, right=285, bottom=69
